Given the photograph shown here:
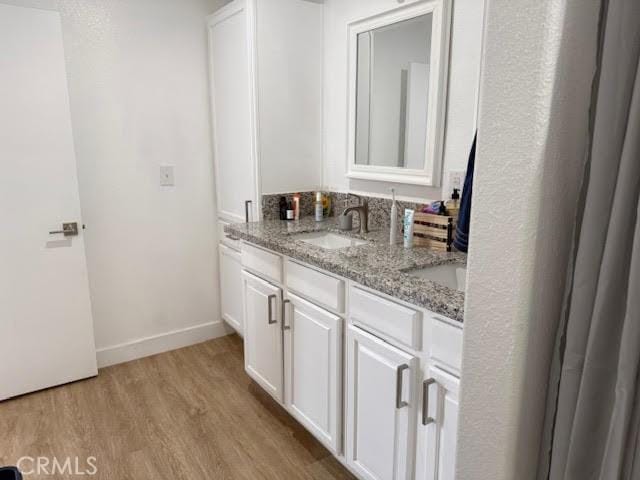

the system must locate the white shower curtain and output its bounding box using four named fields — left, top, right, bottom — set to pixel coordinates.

left=539, top=0, right=640, bottom=478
